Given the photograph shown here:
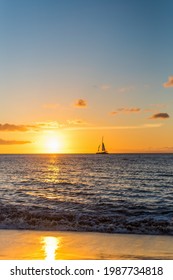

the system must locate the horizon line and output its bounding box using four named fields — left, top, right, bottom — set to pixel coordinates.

left=0, top=152, right=173, bottom=155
